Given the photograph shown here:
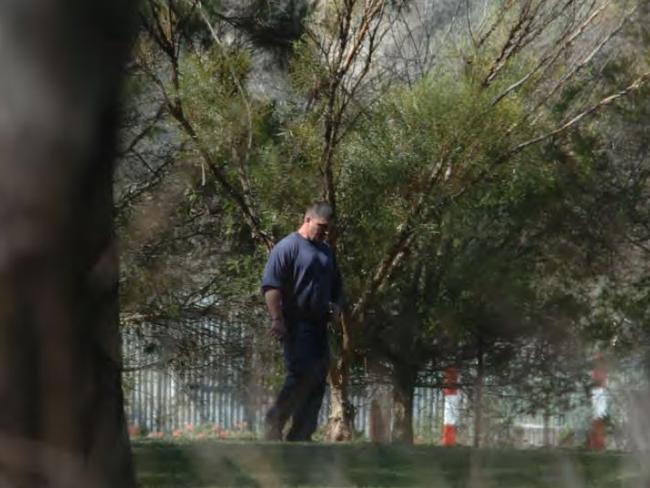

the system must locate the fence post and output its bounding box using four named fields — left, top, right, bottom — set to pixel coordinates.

left=588, top=354, right=608, bottom=451
left=442, top=367, right=460, bottom=446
